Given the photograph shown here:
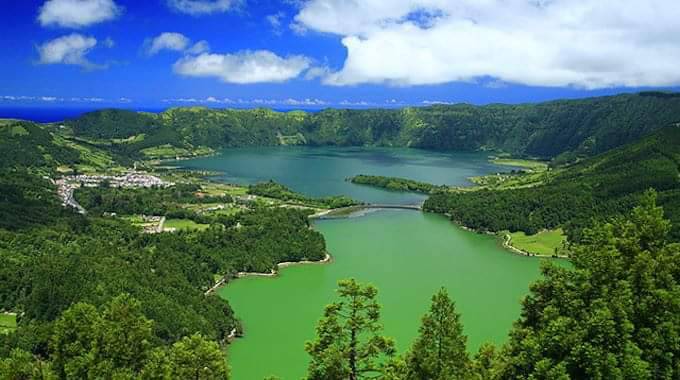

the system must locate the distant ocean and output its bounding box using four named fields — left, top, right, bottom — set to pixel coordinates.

left=0, top=106, right=324, bottom=123
left=0, top=106, right=165, bottom=123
